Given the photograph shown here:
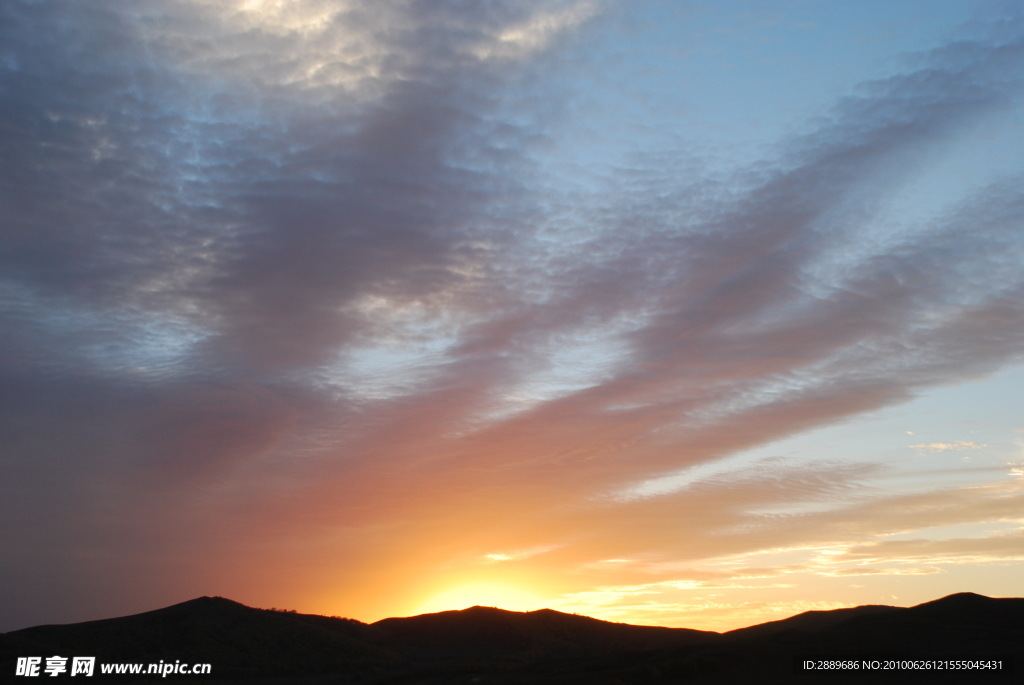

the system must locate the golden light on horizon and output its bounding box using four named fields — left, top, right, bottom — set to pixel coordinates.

left=416, top=582, right=547, bottom=615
